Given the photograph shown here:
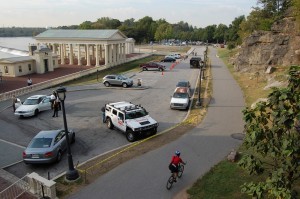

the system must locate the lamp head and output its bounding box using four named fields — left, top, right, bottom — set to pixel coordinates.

left=56, top=86, right=67, bottom=101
